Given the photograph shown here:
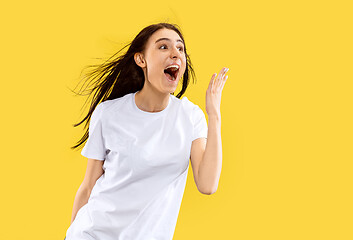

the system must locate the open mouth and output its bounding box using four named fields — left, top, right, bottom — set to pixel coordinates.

left=164, top=66, right=179, bottom=81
